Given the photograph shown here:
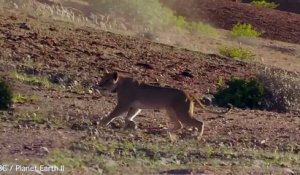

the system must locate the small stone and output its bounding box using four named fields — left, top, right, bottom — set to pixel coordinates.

left=19, top=22, right=30, bottom=30
left=181, top=69, right=194, bottom=78
left=283, top=168, right=295, bottom=175
left=41, top=147, right=49, bottom=153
